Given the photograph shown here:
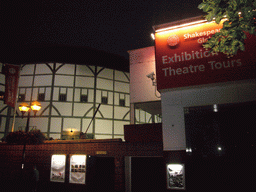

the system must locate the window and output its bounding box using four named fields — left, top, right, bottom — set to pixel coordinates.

left=101, top=96, right=108, bottom=104
left=119, top=99, right=125, bottom=106
left=80, top=95, right=88, bottom=102
left=38, top=93, right=45, bottom=101
left=18, top=94, right=25, bottom=102
left=119, top=94, right=125, bottom=106
left=0, top=91, right=4, bottom=100
left=59, top=94, right=67, bottom=102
